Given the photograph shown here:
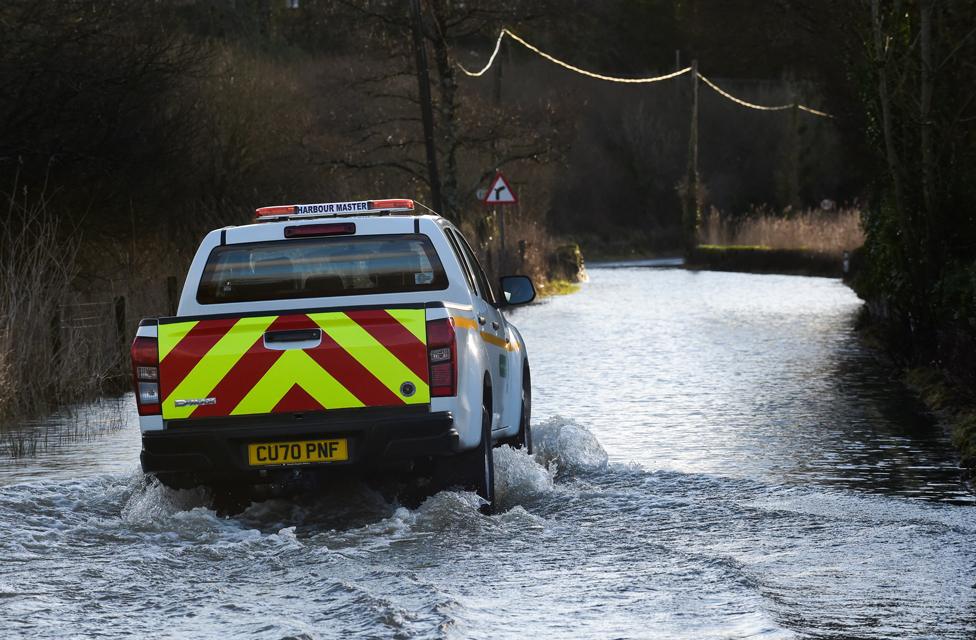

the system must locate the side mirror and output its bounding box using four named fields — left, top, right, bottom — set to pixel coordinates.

left=498, top=275, right=536, bottom=307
